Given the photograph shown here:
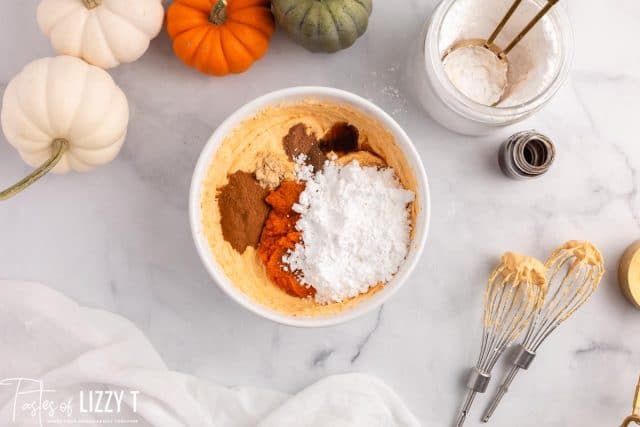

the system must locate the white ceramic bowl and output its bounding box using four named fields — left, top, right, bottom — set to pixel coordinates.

left=189, top=87, right=430, bottom=327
